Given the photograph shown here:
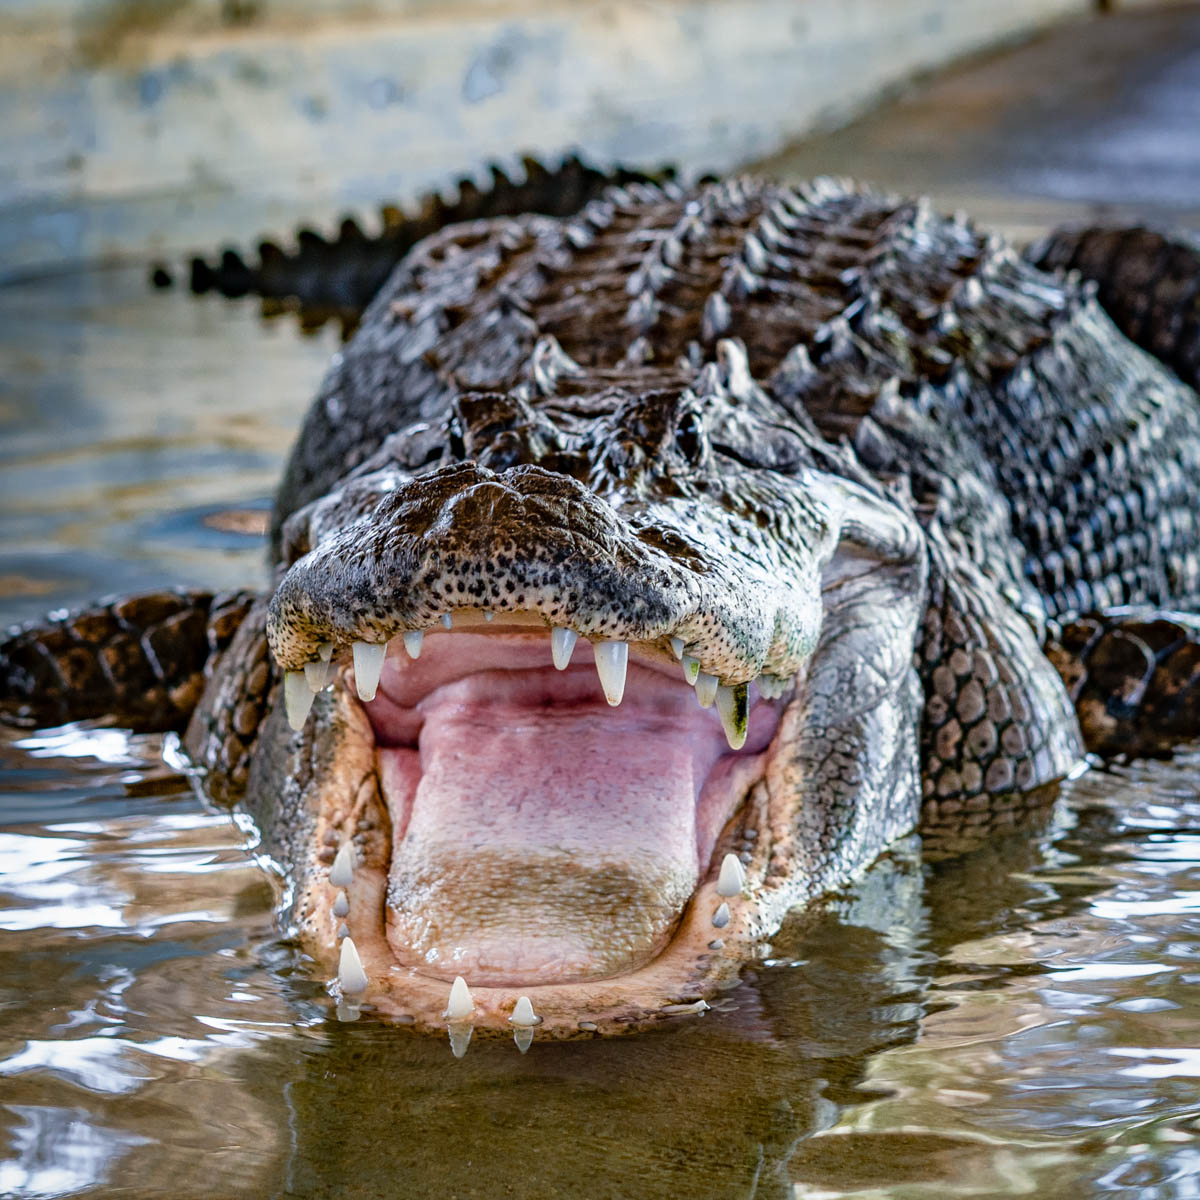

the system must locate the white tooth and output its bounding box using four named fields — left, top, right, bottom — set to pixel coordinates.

left=716, top=852, right=746, bottom=897
left=353, top=641, right=387, bottom=701
left=441, top=613, right=453, bottom=629
left=669, top=636, right=685, bottom=659
left=448, top=1022, right=473, bottom=1059
left=694, top=672, right=719, bottom=708
left=712, top=902, right=731, bottom=928
left=445, top=976, right=474, bottom=1021
left=514, top=1027, right=534, bottom=1054
left=337, top=922, right=349, bottom=940
left=329, top=841, right=355, bottom=888
left=403, top=630, right=424, bottom=660
left=593, top=641, right=628, bottom=706
left=510, top=995, right=538, bottom=1027
left=682, top=655, right=700, bottom=685
left=318, top=641, right=334, bottom=662
left=304, top=659, right=330, bottom=692
left=551, top=627, right=578, bottom=670
left=716, top=684, right=748, bottom=750
left=338, top=936, right=368, bottom=995
left=284, top=670, right=315, bottom=730
left=661, top=1000, right=709, bottom=1015
left=484, top=611, right=495, bottom=622
left=332, top=890, right=350, bottom=918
